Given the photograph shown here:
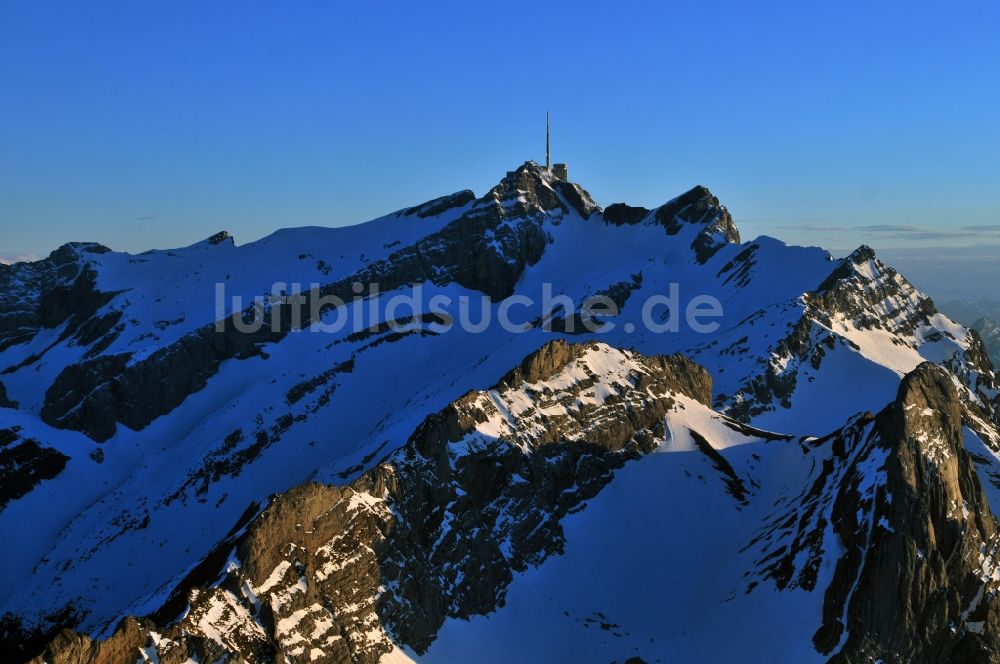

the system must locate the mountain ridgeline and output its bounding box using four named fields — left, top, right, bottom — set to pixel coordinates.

left=2, top=162, right=1000, bottom=663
